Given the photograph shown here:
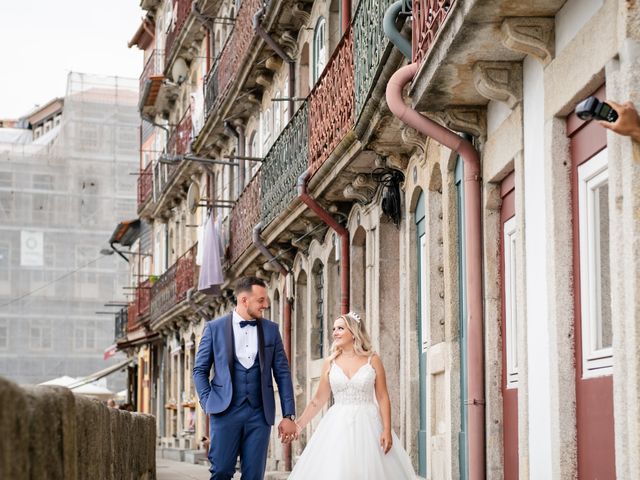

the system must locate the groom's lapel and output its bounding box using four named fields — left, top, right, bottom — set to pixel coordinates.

left=224, top=313, right=234, bottom=376
left=257, top=319, right=265, bottom=373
